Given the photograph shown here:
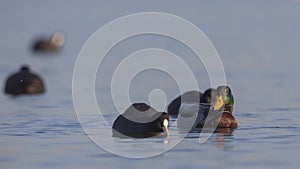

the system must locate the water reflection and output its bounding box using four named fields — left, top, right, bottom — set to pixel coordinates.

left=180, top=127, right=236, bottom=151
left=214, top=128, right=235, bottom=151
